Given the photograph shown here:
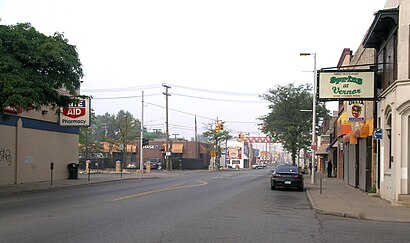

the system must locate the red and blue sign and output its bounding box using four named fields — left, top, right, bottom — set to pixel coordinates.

left=60, top=98, right=90, bottom=127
